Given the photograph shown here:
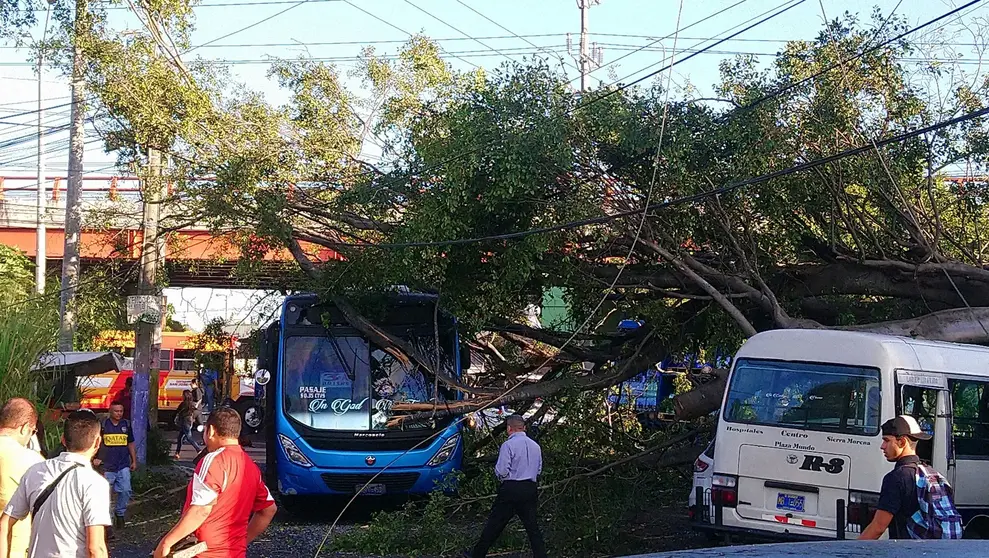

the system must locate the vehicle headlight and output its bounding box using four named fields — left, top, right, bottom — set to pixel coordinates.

left=427, top=434, right=460, bottom=467
left=278, top=434, right=313, bottom=468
